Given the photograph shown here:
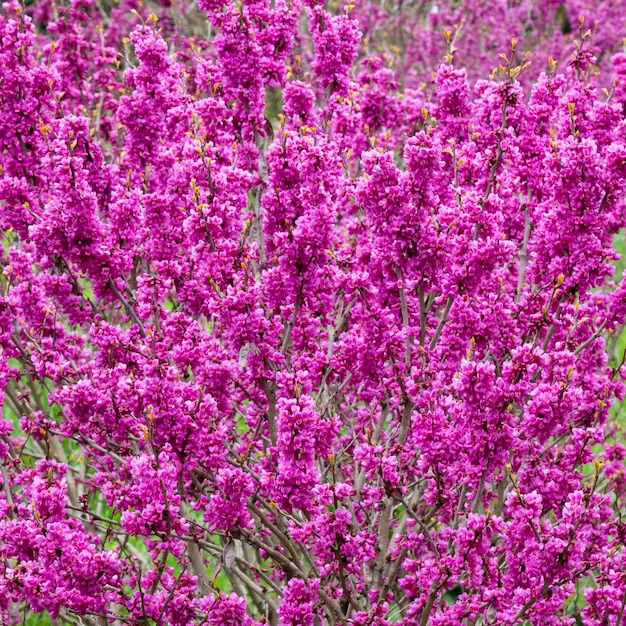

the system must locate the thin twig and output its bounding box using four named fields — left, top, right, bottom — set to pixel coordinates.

left=108, top=277, right=147, bottom=337
left=430, top=297, right=453, bottom=350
